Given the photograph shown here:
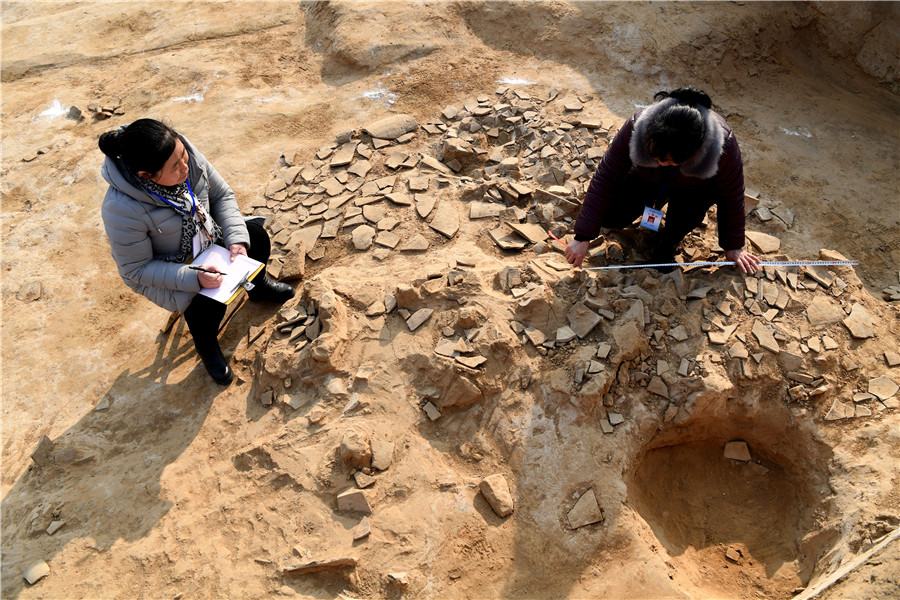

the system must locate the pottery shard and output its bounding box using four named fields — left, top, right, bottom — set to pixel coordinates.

left=30, top=434, right=55, bottom=467
left=23, top=560, right=50, bottom=585
left=723, top=441, right=752, bottom=461
left=869, top=376, right=899, bottom=400
left=647, top=376, right=669, bottom=399
left=400, top=233, right=429, bottom=252
left=370, top=440, right=394, bottom=471
left=806, top=296, right=845, bottom=327
left=842, top=303, right=875, bottom=339
left=567, top=488, right=604, bottom=529
left=751, top=320, right=780, bottom=353
left=337, top=489, right=372, bottom=514
left=429, top=201, right=459, bottom=238
left=612, top=320, right=646, bottom=361
left=745, top=230, right=781, bottom=253
left=480, top=474, right=514, bottom=518
left=567, top=302, right=602, bottom=339
left=406, top=308, right=434, bottom=331
left=824, top=399, right=855, bottom=421
left=282, top=556, right=358, bottom=575
left=436, top=375, right=483, bottom=408
left=352, top=225, right=376, bottom=250
left=363, top=114, right=419, bottom=140
left=280, top=241, right=307, bottom=281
